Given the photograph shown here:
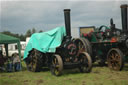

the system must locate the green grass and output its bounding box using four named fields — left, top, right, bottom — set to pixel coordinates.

left=0, top=62, right=128, bottom=85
